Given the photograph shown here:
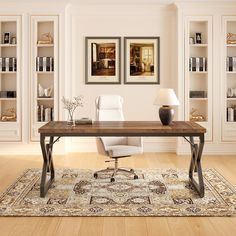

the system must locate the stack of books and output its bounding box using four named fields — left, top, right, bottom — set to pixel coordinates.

left=0, top=57, right=17, bottom=71
left=226, top=57, right=236, bottom=71
left=36, top=57, right=54, bottom=72
left=227, top=107, right=236, bottom=122
left=37, top=105, right=54, bottom=122
left=189, top=57, right=207, bottom=72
